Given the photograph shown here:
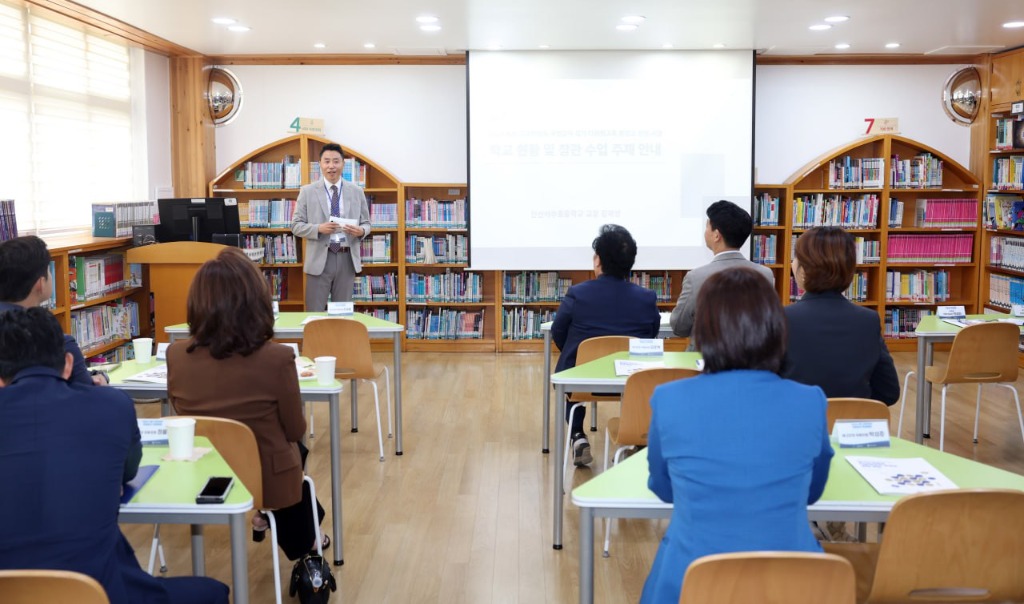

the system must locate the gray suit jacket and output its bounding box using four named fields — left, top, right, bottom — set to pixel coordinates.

left=670, top=250, right=775, bottom=338
left=292, top=178, right=371, bottom=275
